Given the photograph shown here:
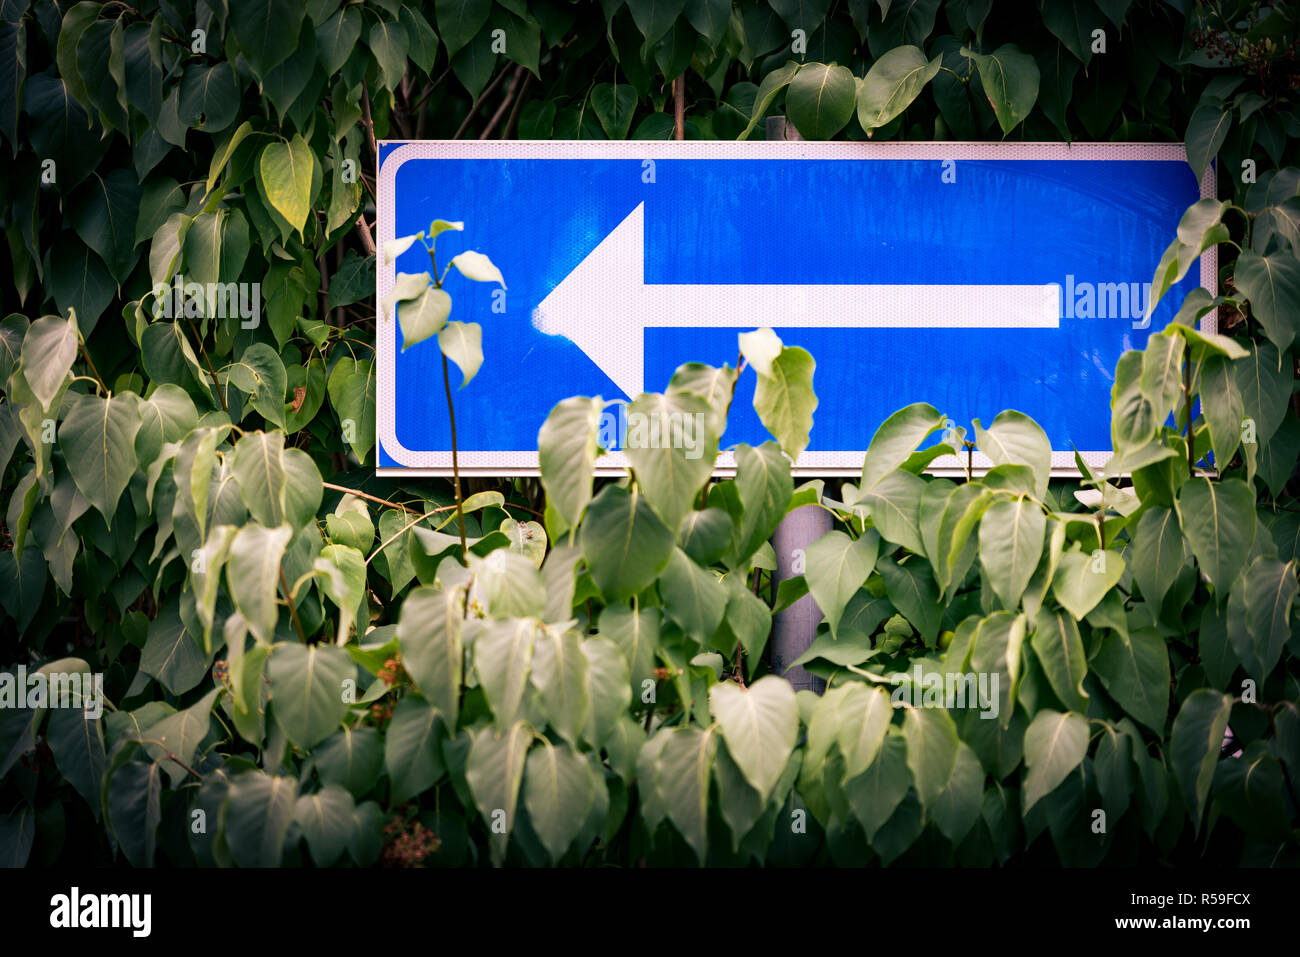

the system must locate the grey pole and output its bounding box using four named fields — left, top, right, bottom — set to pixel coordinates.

left=762, top=115, right=829, bottom=694
left=770, top=504, right=832, bottom=693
